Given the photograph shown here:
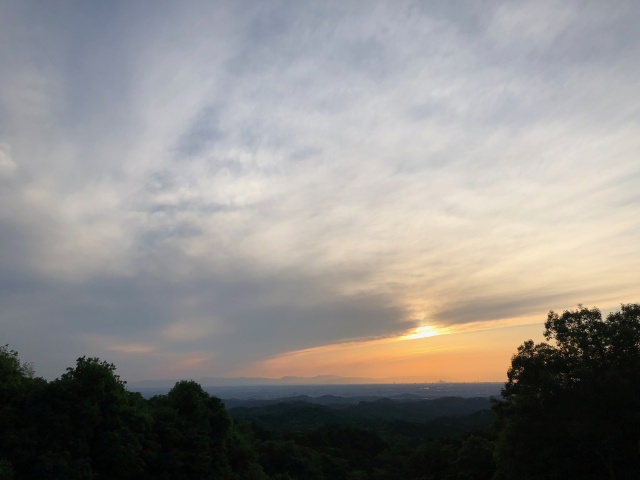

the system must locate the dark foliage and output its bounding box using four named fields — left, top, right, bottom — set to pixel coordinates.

left=493, top=303, right=640, bottom=480
left=0, top=345, right=495, bottom=479
left=0, top=351, right=267, bottom=479
left=228, top=397, right=494, bottom=441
